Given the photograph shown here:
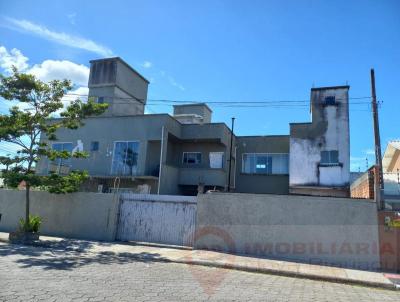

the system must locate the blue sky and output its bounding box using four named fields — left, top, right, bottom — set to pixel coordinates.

left=0, top=0, right=399, bottom=171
